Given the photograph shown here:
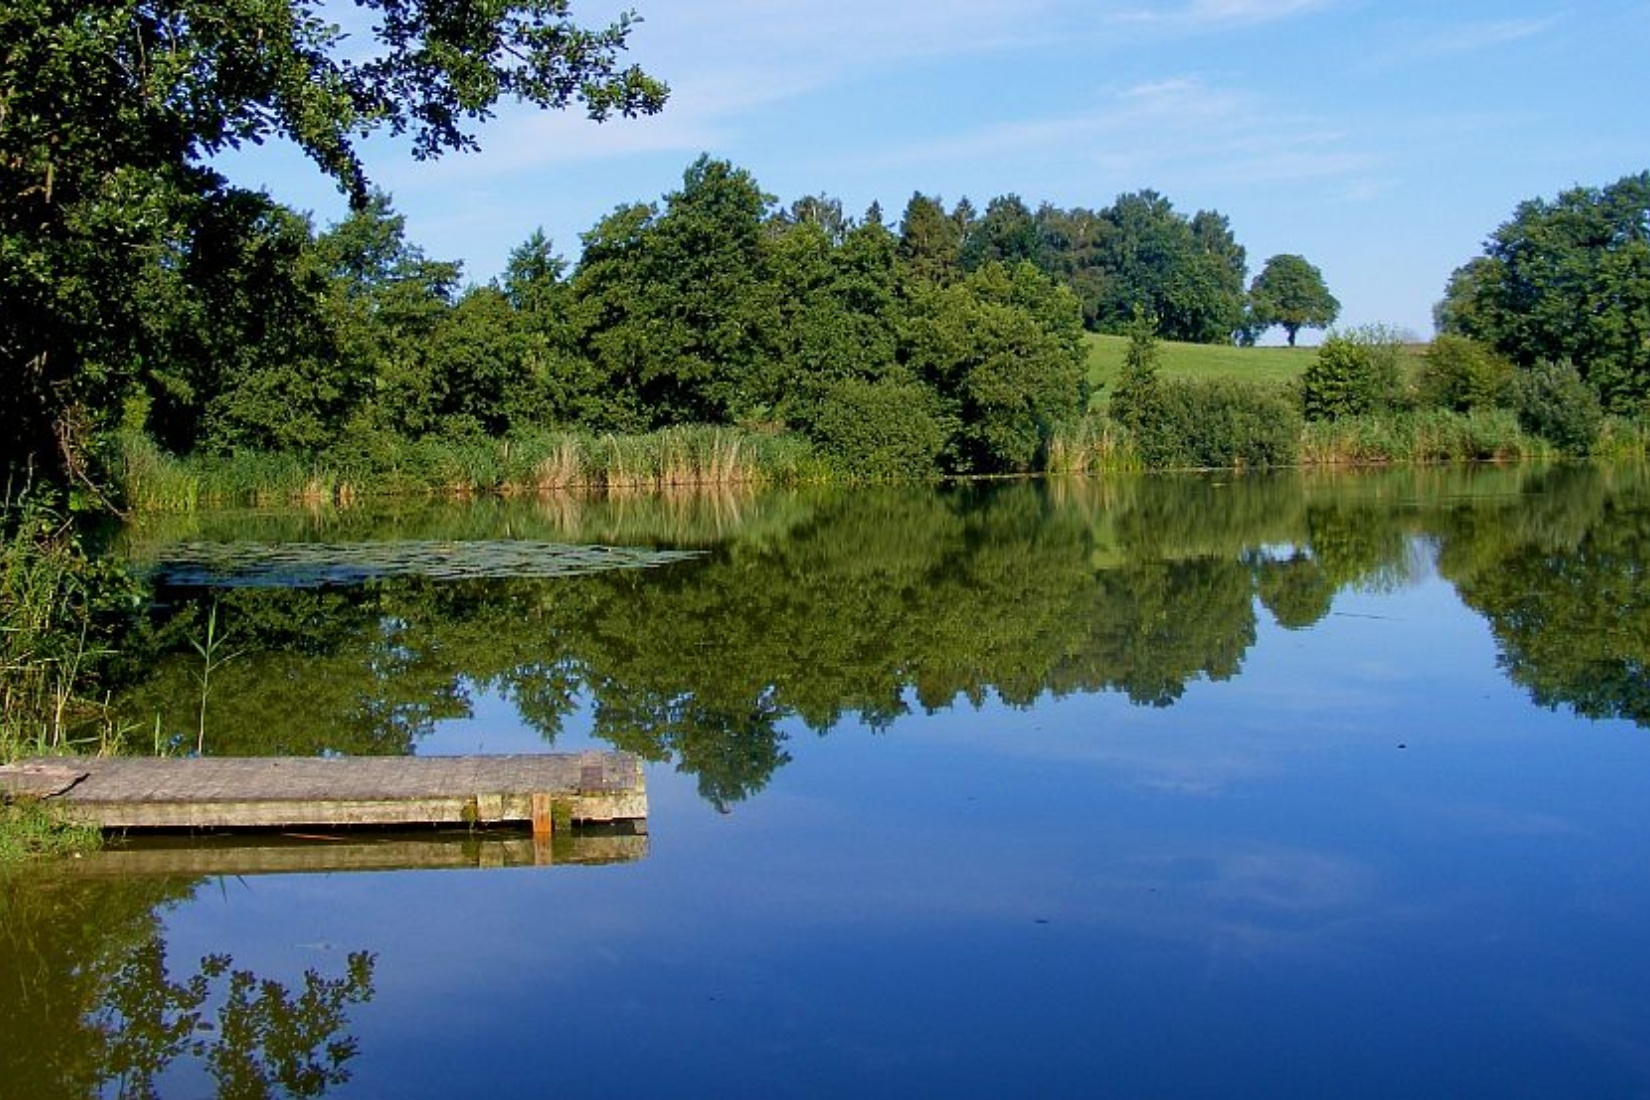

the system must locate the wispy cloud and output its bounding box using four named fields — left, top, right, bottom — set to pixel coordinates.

left=1368, top=15, right=1561, bottom=66
left=401, top=0, right=1071, bottom=181
left=883, top=74, right=1376, bottom=194
left=1109, top=0, right=1337, bottom=30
